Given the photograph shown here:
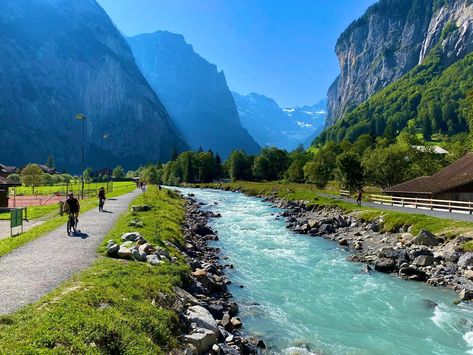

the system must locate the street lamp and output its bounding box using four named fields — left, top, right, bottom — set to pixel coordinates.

left=75, top=113, right=86, bottom=199
left=102, top=133, right=110, bottom=193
